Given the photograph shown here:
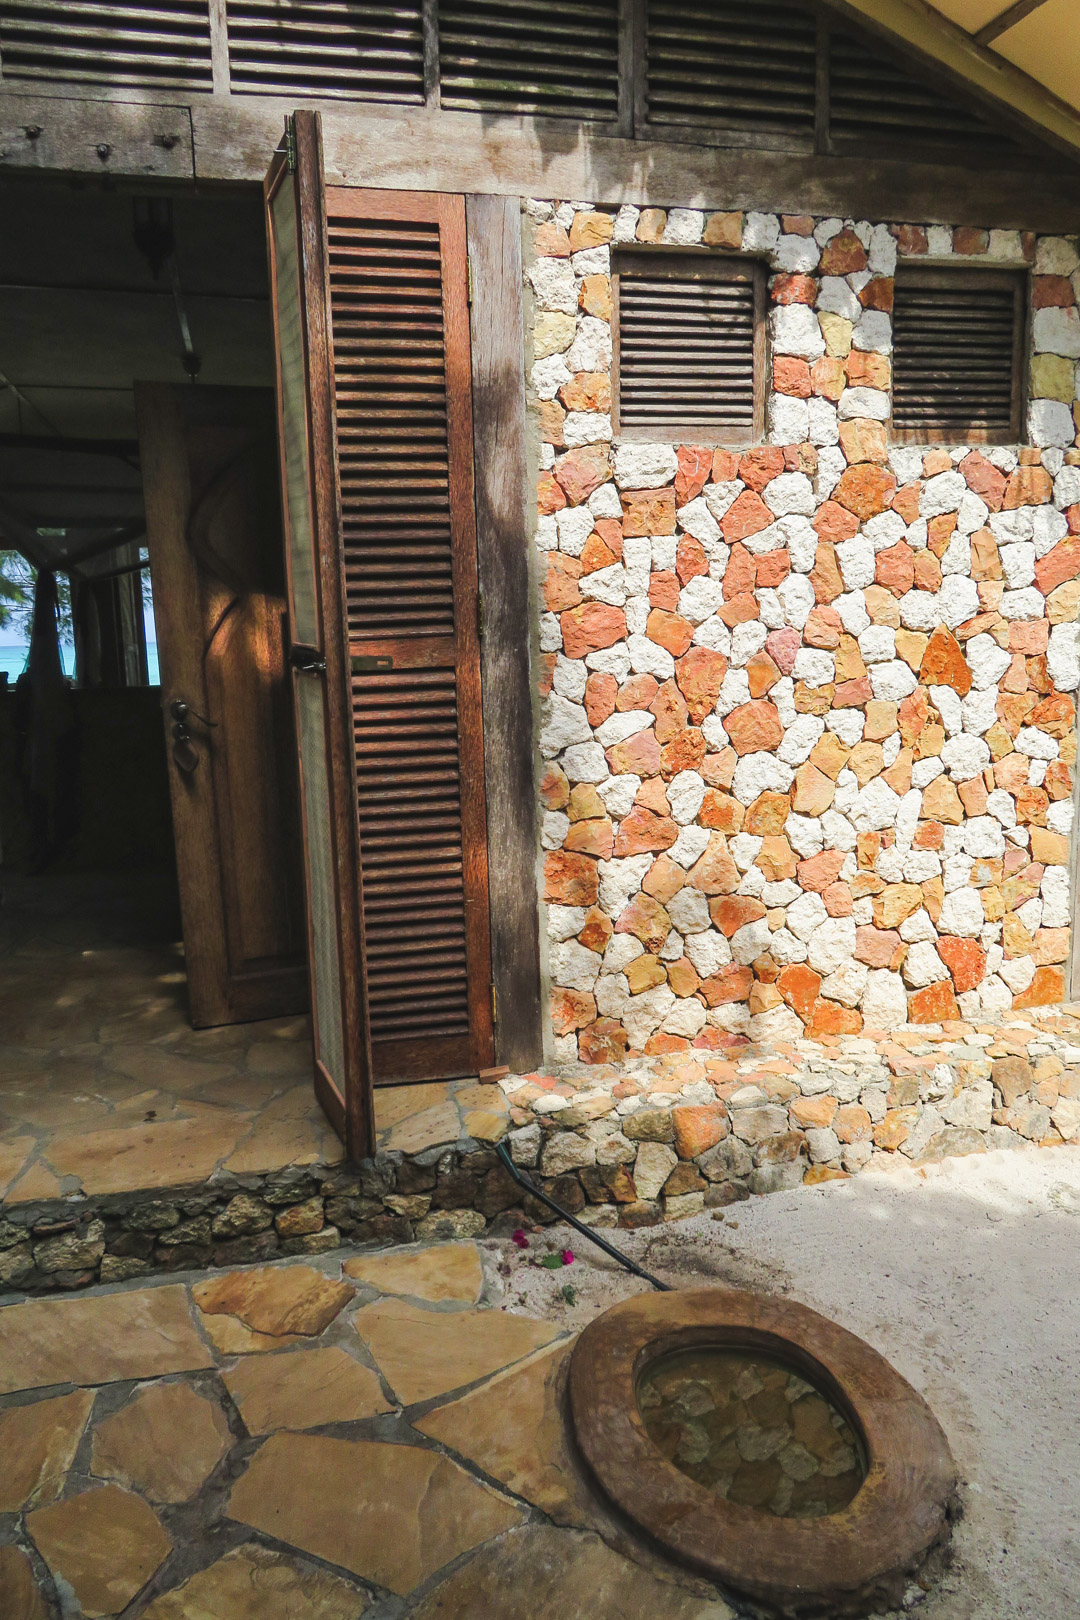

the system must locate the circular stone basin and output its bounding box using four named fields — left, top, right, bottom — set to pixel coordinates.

left=637, top=1345, right=866, bottom=1519
left=570, top=1289, right=956, bottom=1616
